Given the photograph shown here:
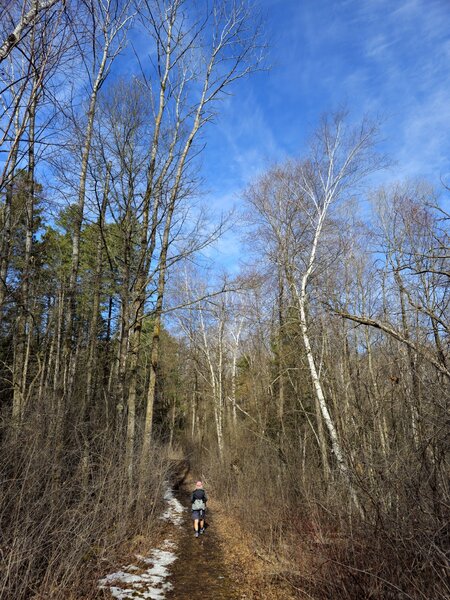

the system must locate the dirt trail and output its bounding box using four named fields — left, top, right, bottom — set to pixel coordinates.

left=98, top=483, right=240, bottom=600
left=166, top=487, right=239, bottom=600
